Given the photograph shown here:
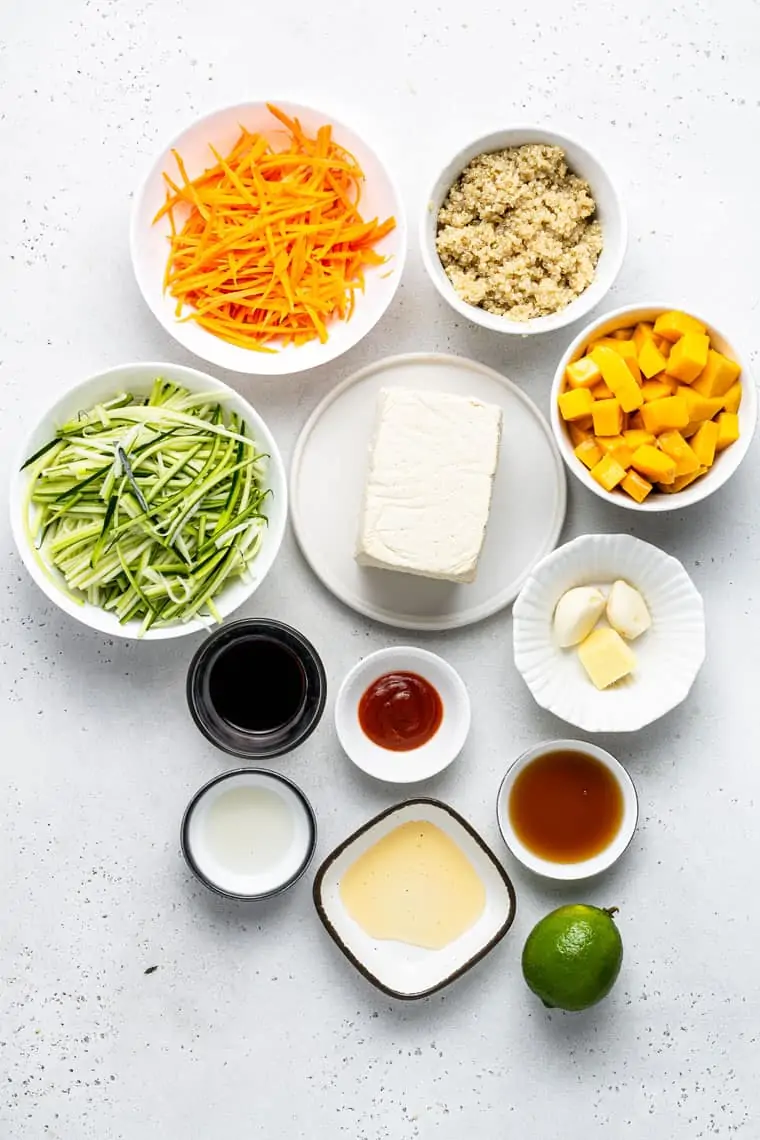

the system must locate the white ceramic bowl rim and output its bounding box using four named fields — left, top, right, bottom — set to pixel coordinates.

left=419, top=123, right=627, bottom=336
left=9, top=361, right=288, bottom=641
left=496, top=737, right=639, bottom=881
left=550, top=301, right=758, bottom=512
left=334, top=646, right=471, bottom=784
left=130, top=100, right=408, bottom=375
